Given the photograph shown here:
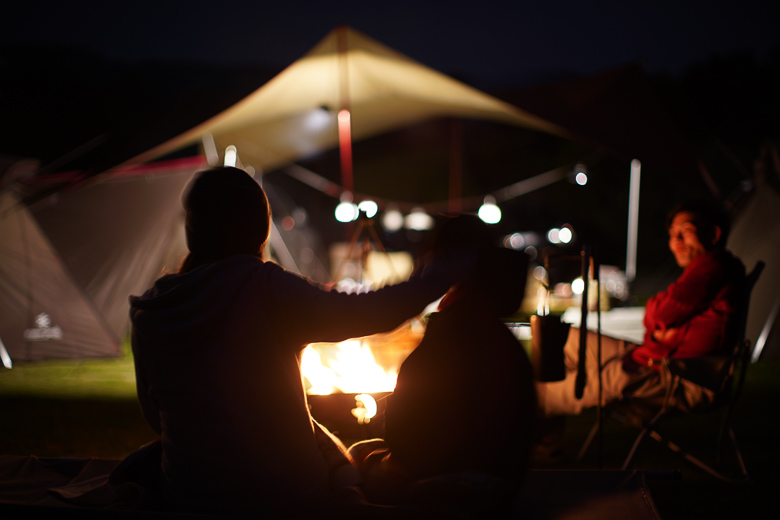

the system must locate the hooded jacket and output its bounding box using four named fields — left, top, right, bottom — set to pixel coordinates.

left=129, top=254, right=447, bottom=515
